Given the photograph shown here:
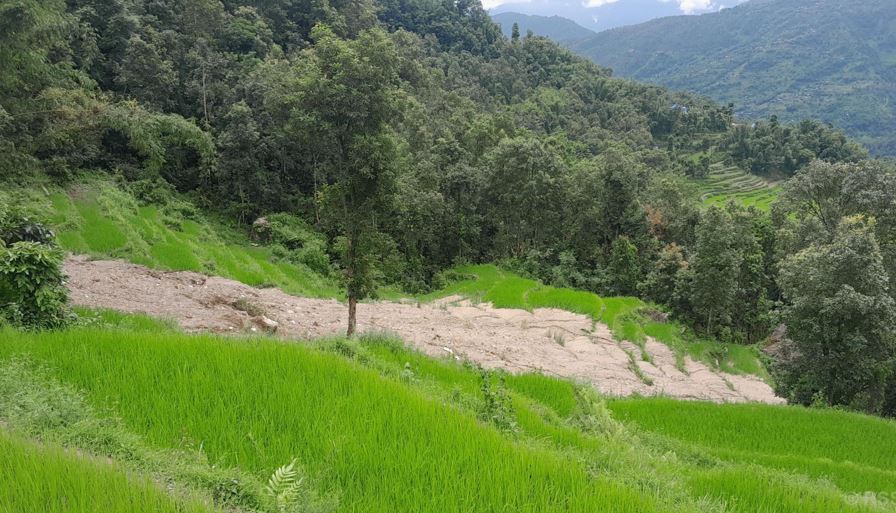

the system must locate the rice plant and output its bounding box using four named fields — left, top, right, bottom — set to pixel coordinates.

left=0, top=431, right=212, bottom=513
